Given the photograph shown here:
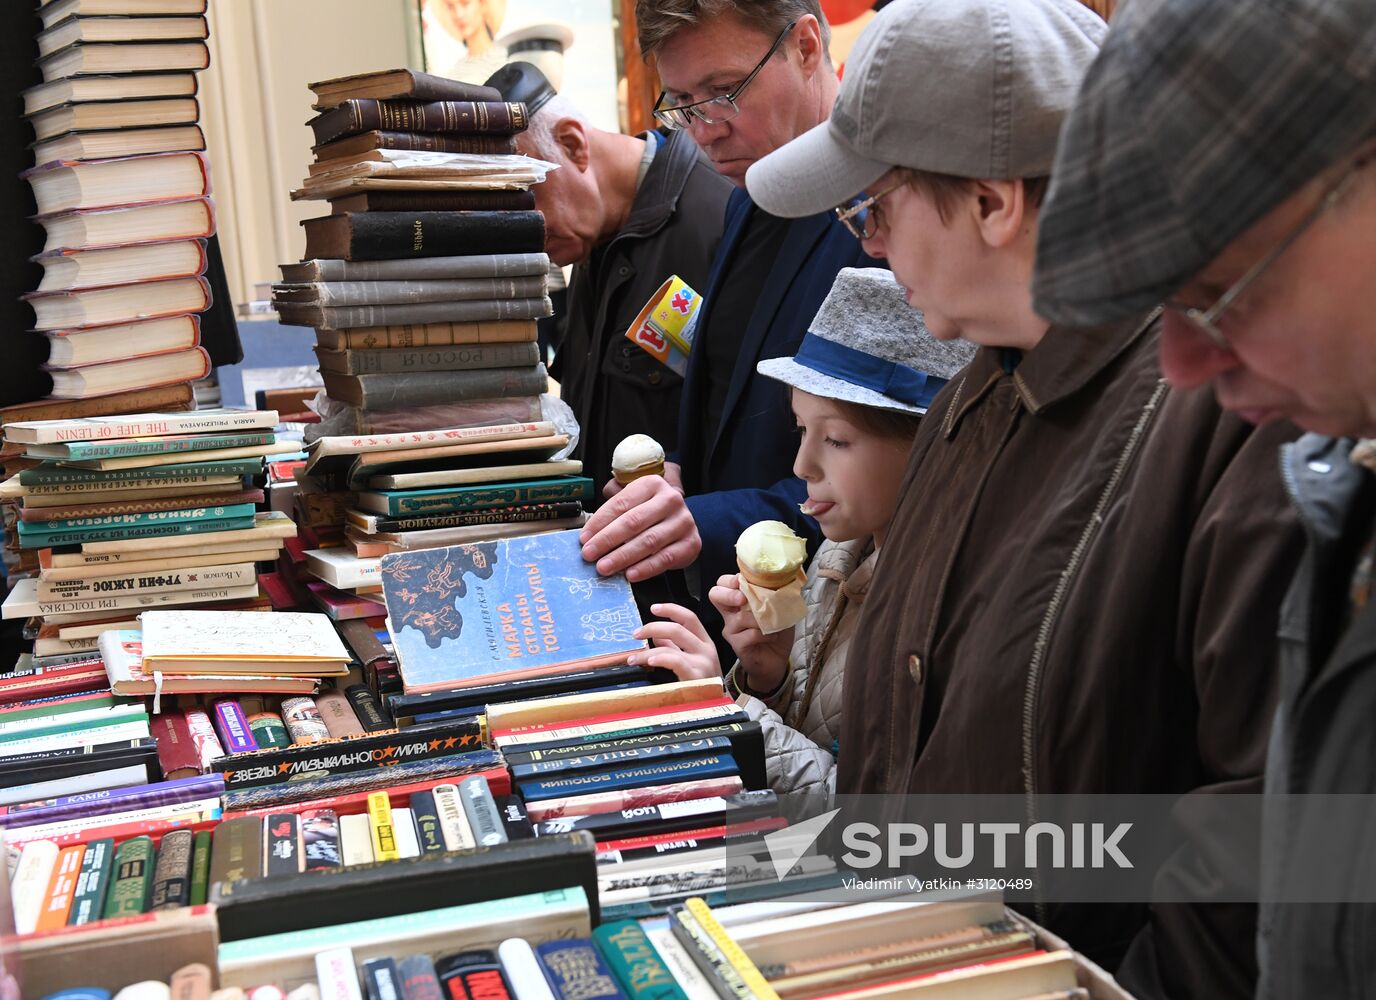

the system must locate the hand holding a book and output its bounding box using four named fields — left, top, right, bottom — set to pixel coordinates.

left=711, top=574, right=793, bottom=695
left=579, top=472, right=701, bottom=581
left=626, top=602, right=723, bottom=681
